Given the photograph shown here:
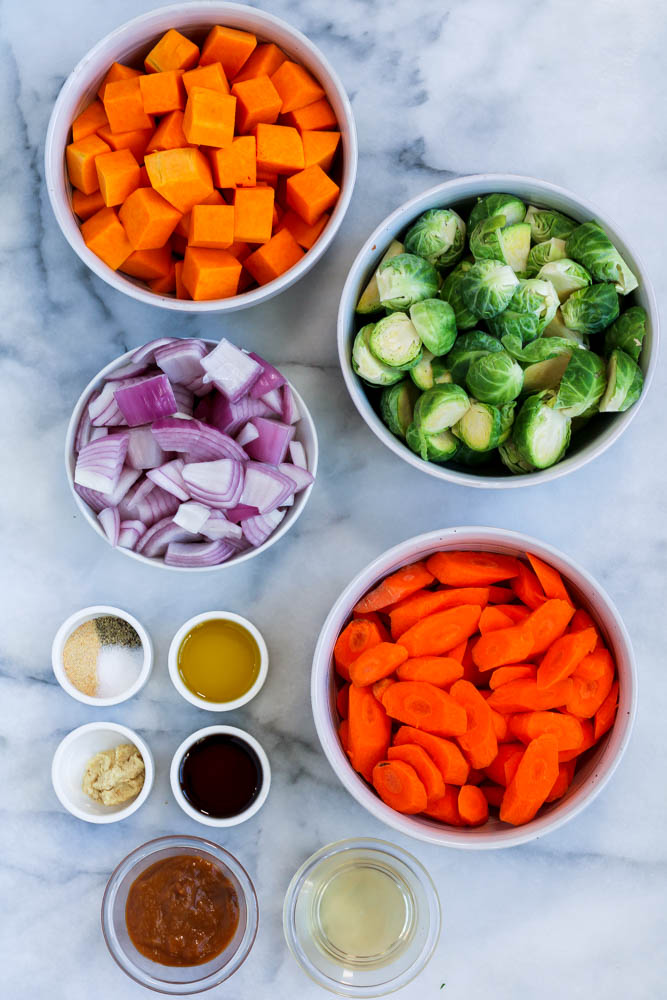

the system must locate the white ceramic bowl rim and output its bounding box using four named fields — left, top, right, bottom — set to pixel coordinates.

left=337, top=172, right=659, bottom=489
left=65, top=339, right=319, bottom=571
left=44, top=1, right=358, bottom=312
left=167, top=611, right=268, bottom=711
left=311, top=526, right=637, bottom=849
left=52, top=604, right=153, bottom=706
left=170, top=724, right=271, bottom=827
